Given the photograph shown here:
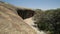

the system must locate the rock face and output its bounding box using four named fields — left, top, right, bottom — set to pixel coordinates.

left=0, top=1, right=37, bottom=34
